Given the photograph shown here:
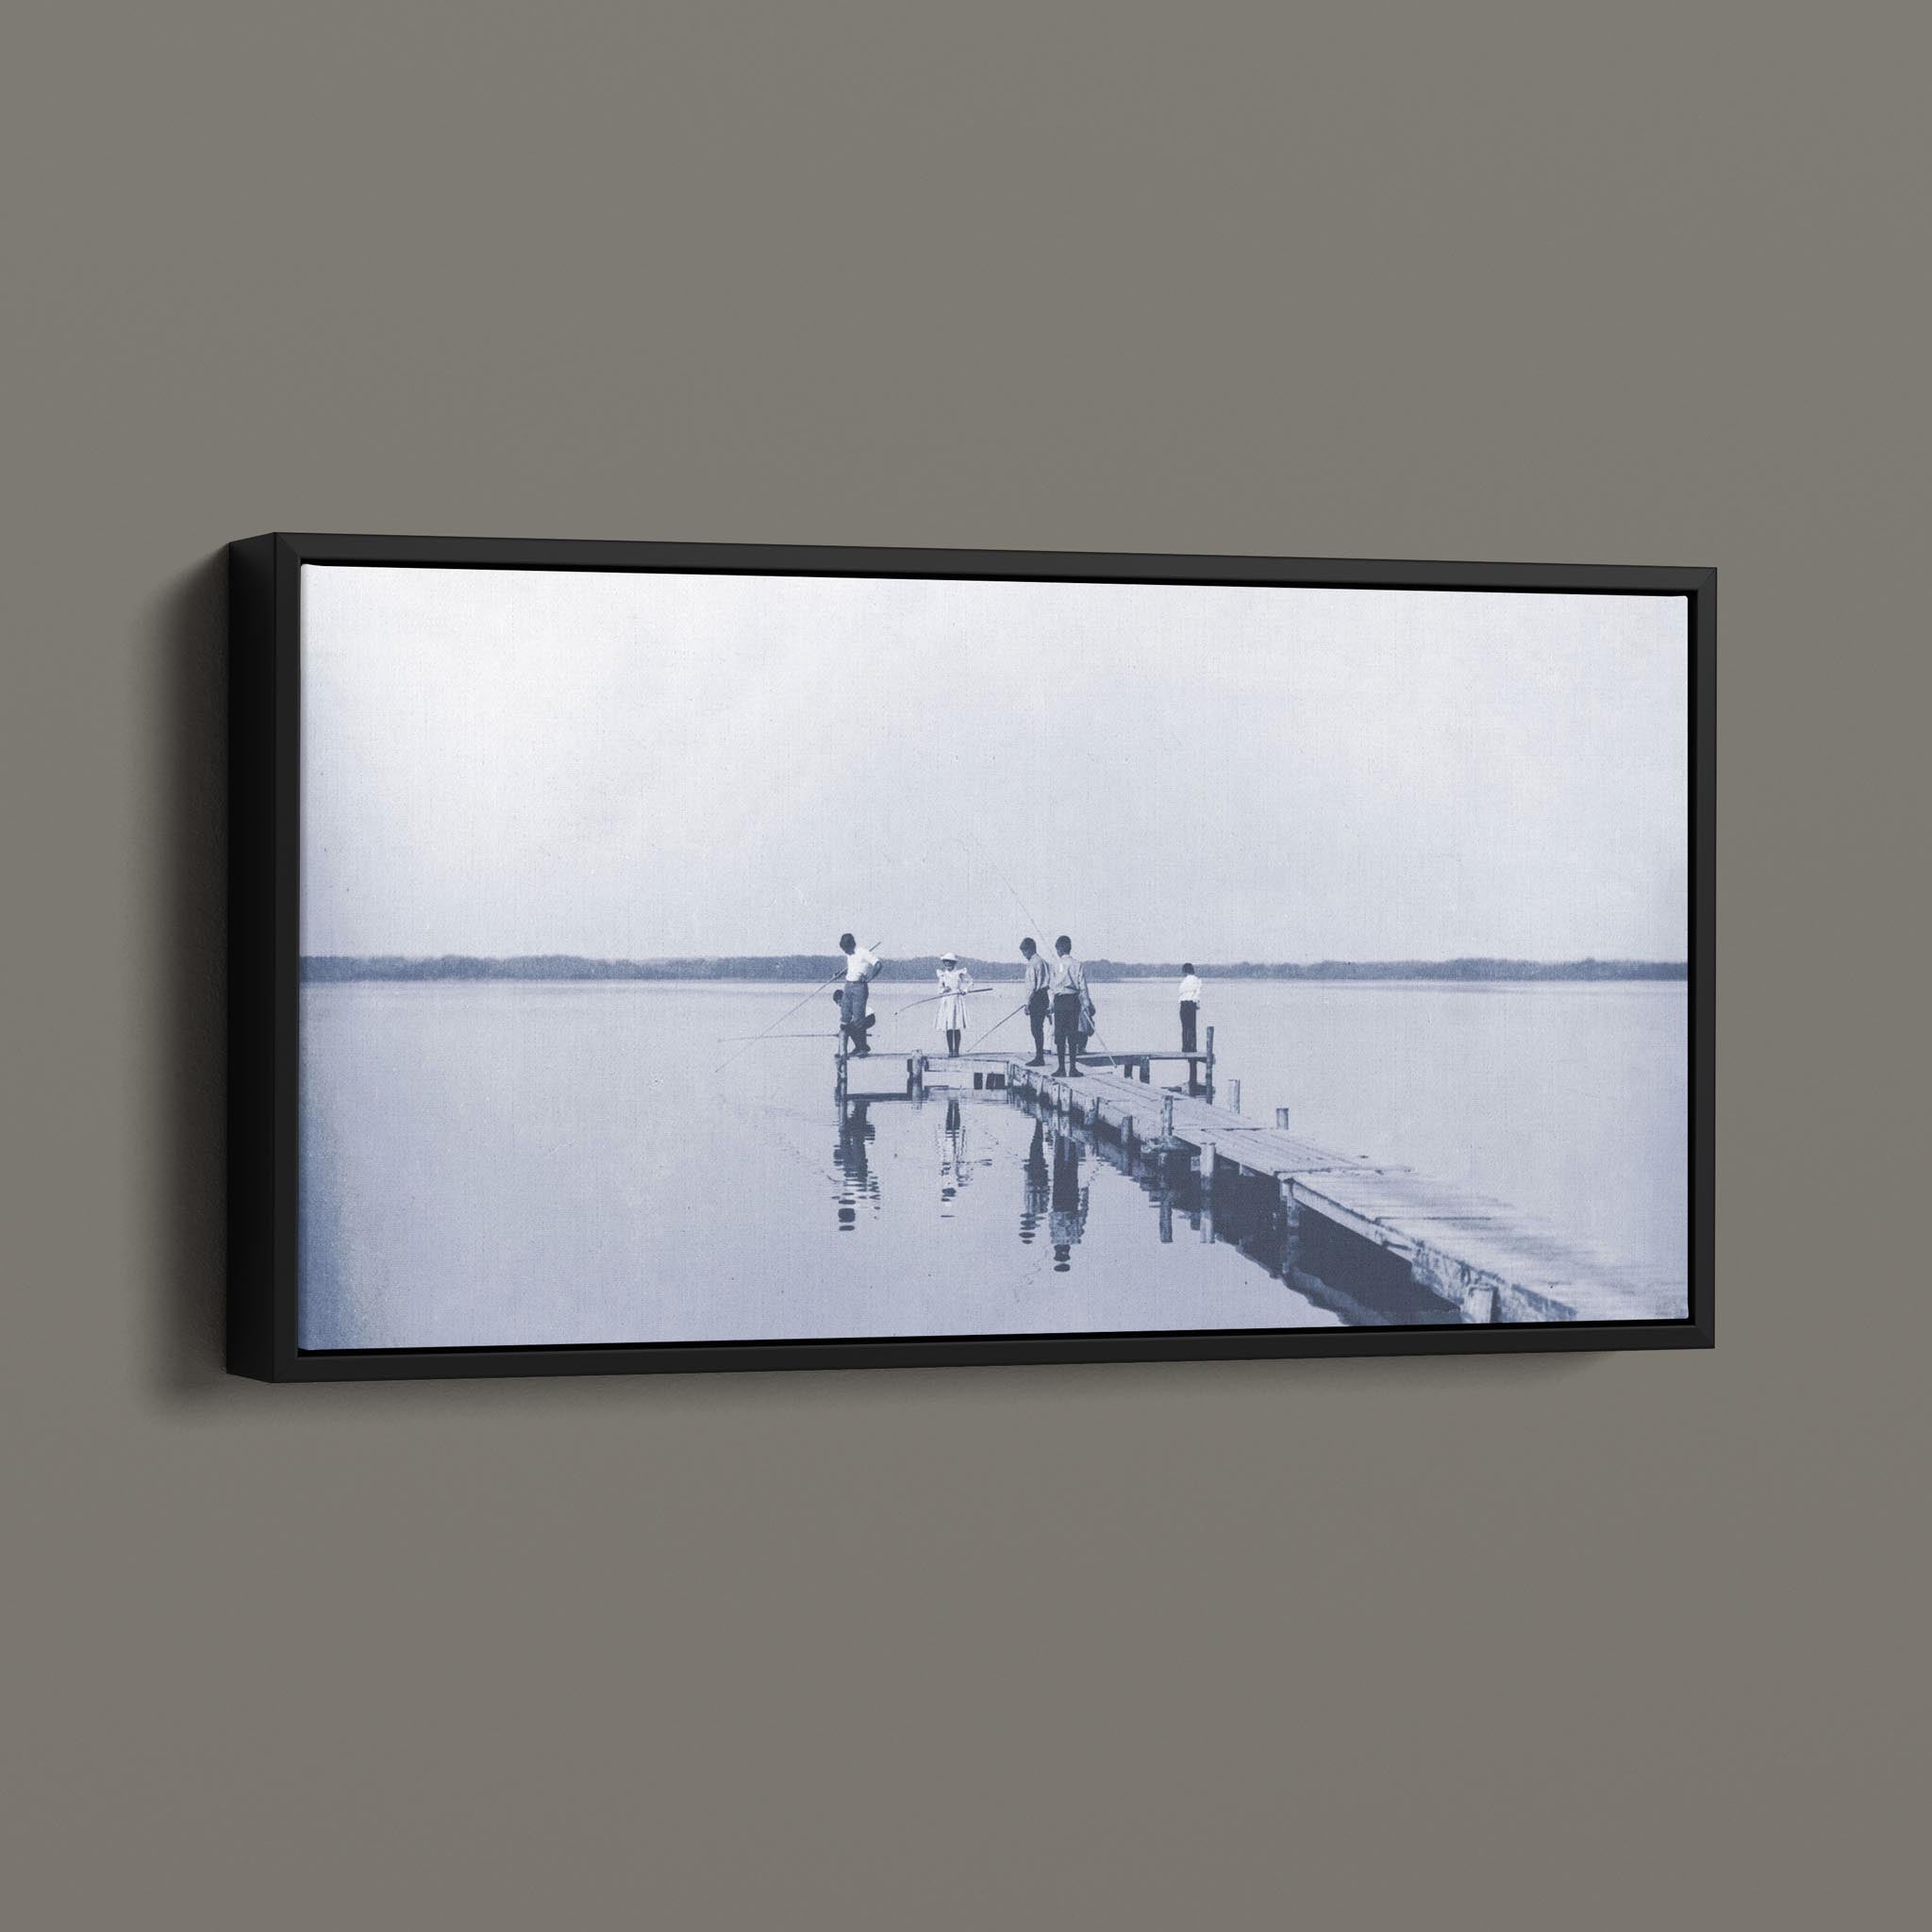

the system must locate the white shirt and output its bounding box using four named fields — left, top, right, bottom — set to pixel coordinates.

left=1048, top=954, right=1088, bottom=996
left=844, top=945, right=879, bottom=982
left=1179, top=974, right=1203, bottom=1004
